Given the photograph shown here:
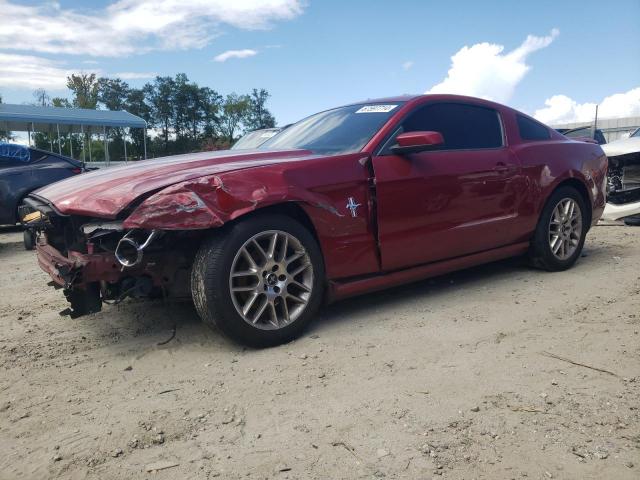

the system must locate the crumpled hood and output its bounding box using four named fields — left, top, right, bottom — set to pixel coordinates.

left=602, top=137, right=640, bottom=157
left=35, top=149, right=313, bottom=218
